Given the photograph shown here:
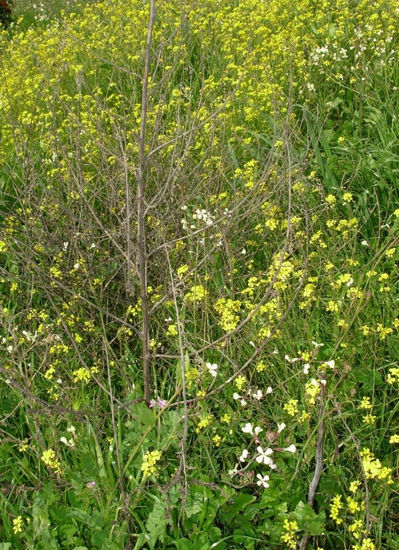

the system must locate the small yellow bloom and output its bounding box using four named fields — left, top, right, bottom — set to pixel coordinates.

left=13, top=516, right=23, bottom=534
